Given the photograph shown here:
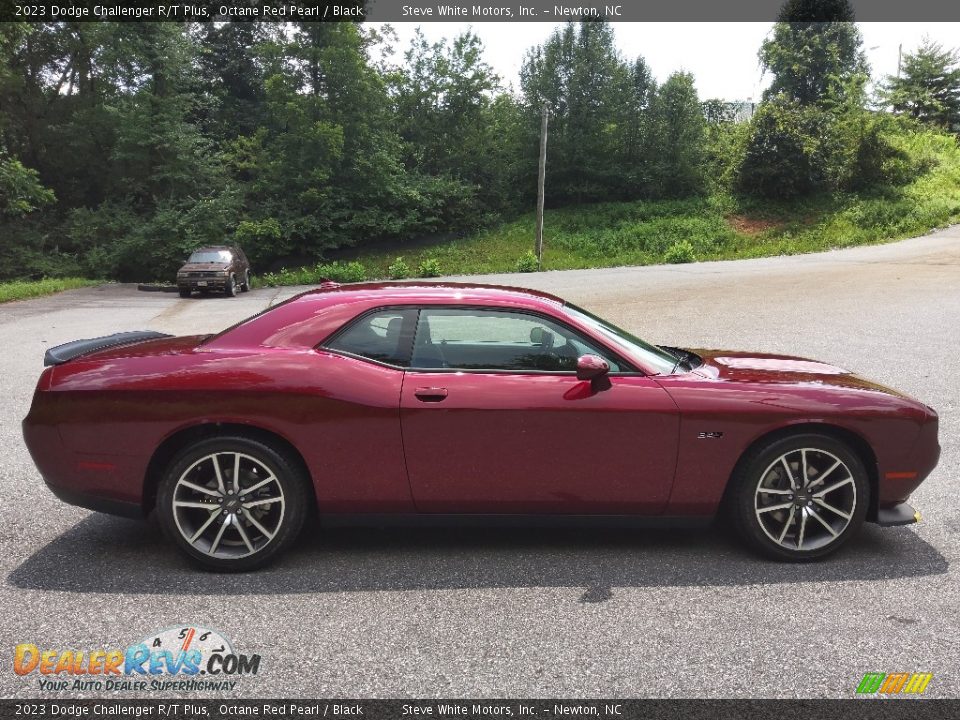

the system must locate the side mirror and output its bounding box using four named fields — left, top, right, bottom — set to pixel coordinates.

left=576, top=354, right=609, bottom=381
